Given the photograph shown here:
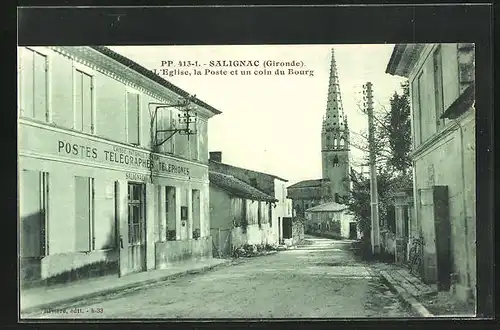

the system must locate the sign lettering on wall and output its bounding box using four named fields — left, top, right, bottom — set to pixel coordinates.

left=57, top=140, right=191, bottom=176
left=19, top=123, right=206, bottom=180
